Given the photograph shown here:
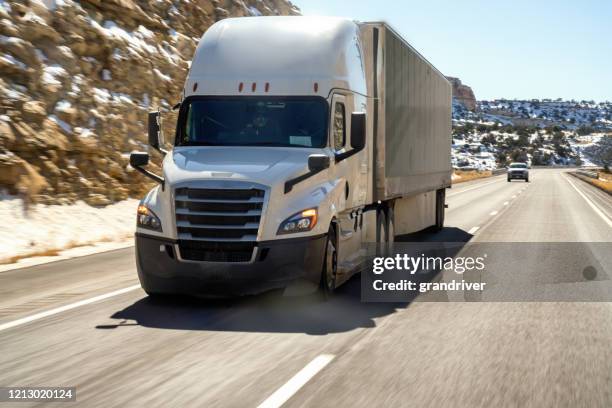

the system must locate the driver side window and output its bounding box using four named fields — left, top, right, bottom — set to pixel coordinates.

left=333, top=102, right=346, bottom=151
